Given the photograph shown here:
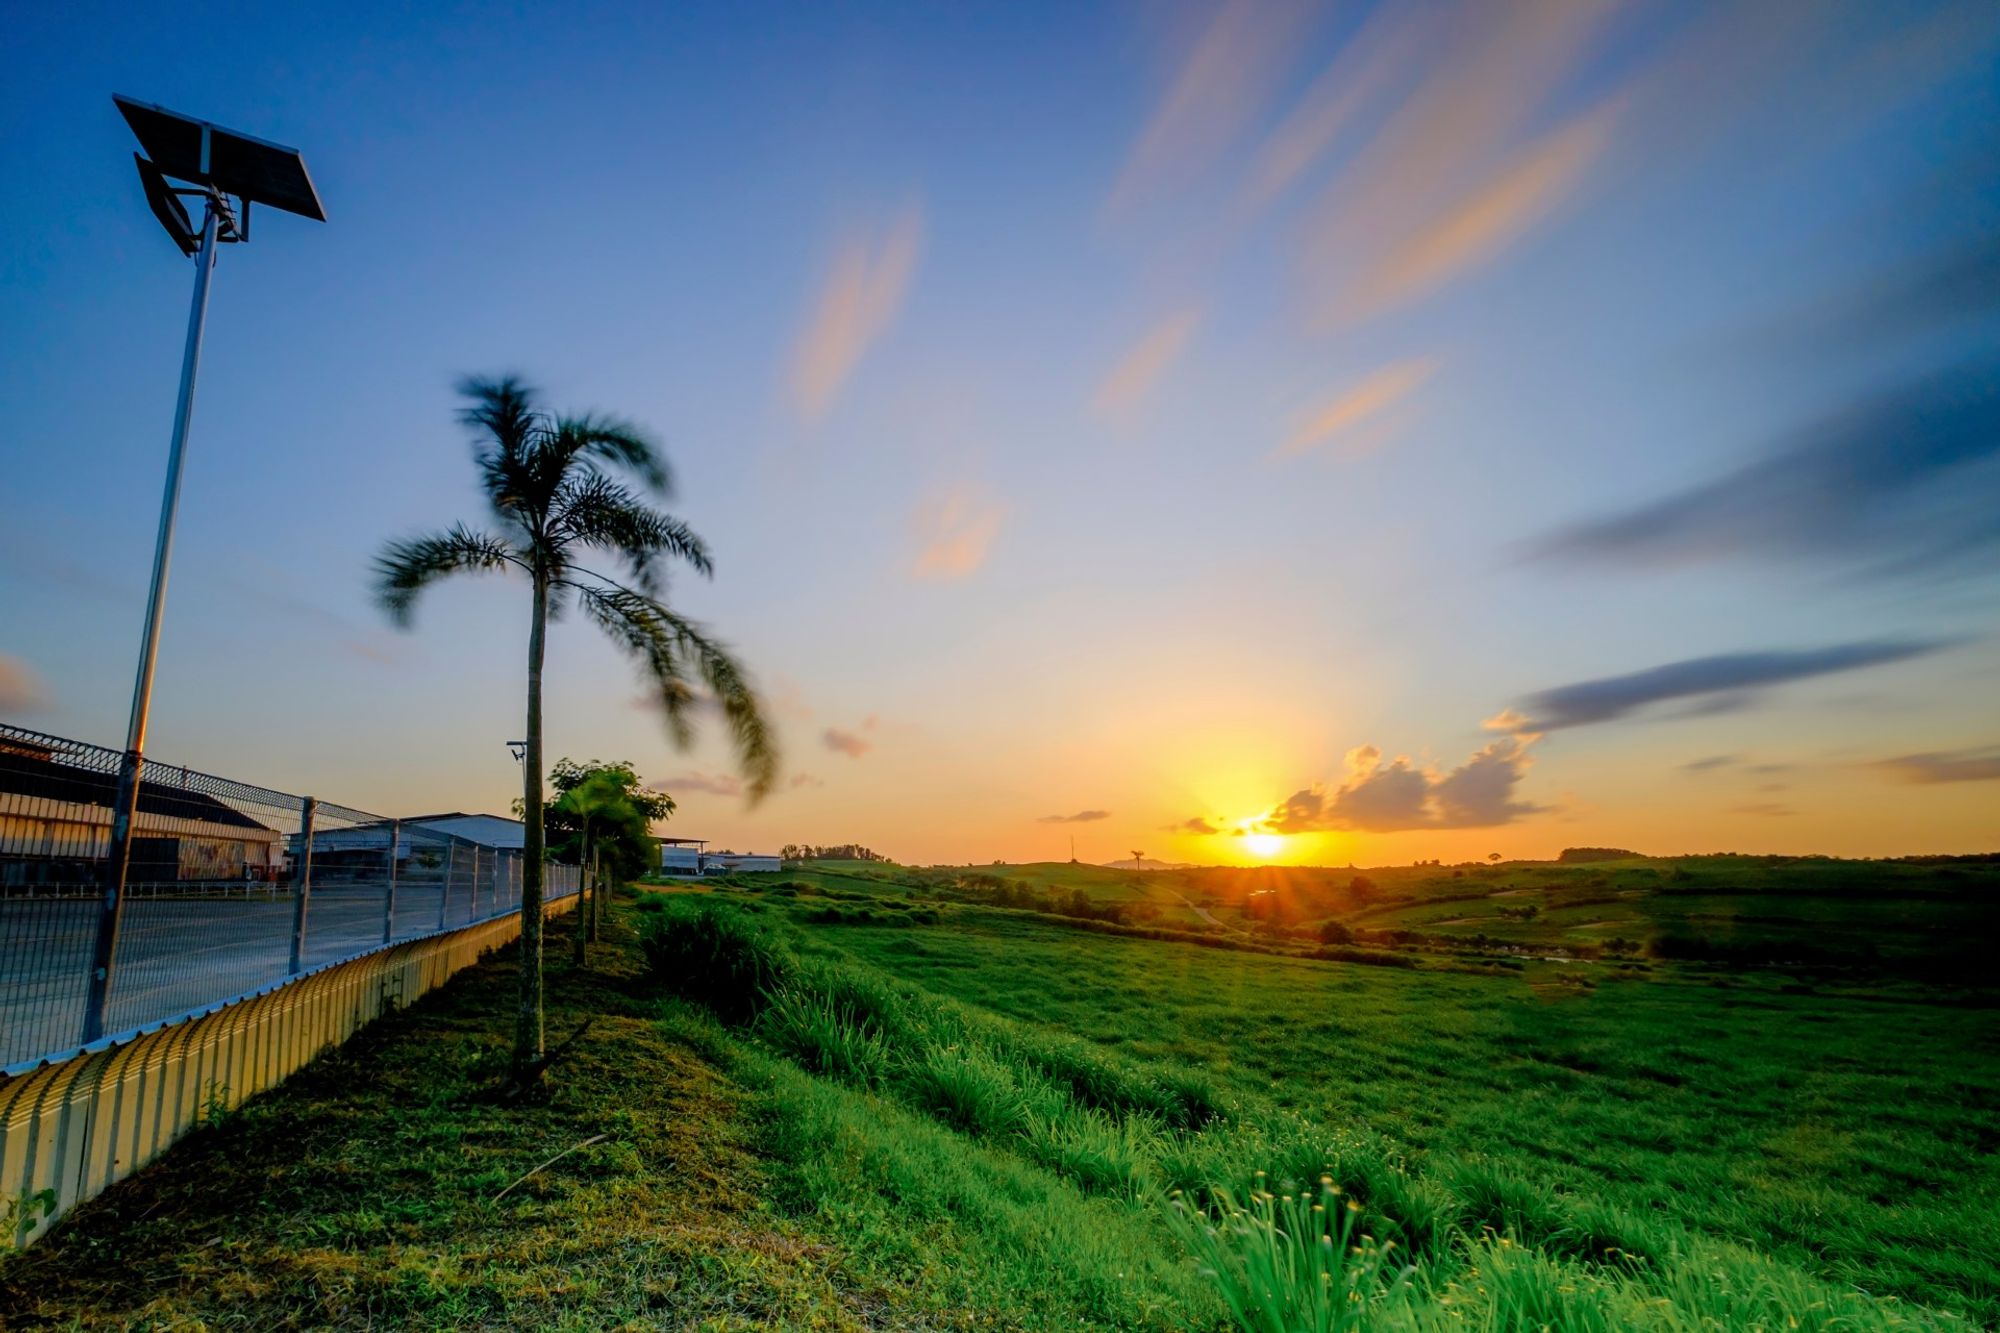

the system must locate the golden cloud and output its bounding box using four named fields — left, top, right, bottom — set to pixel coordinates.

left=0, top=654, right=46, bottom=714
left=1105, top=0, right=1316, bottom=216
left=1274, top=356, right=1438, bottom=461
left=1093, top=308, right=1202, bottom=419
left=1349, top=101, right=1620, bottom=318
left=912, top=484, right=1007, bottom=580
left=789, top=205, right=925, bottom=421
